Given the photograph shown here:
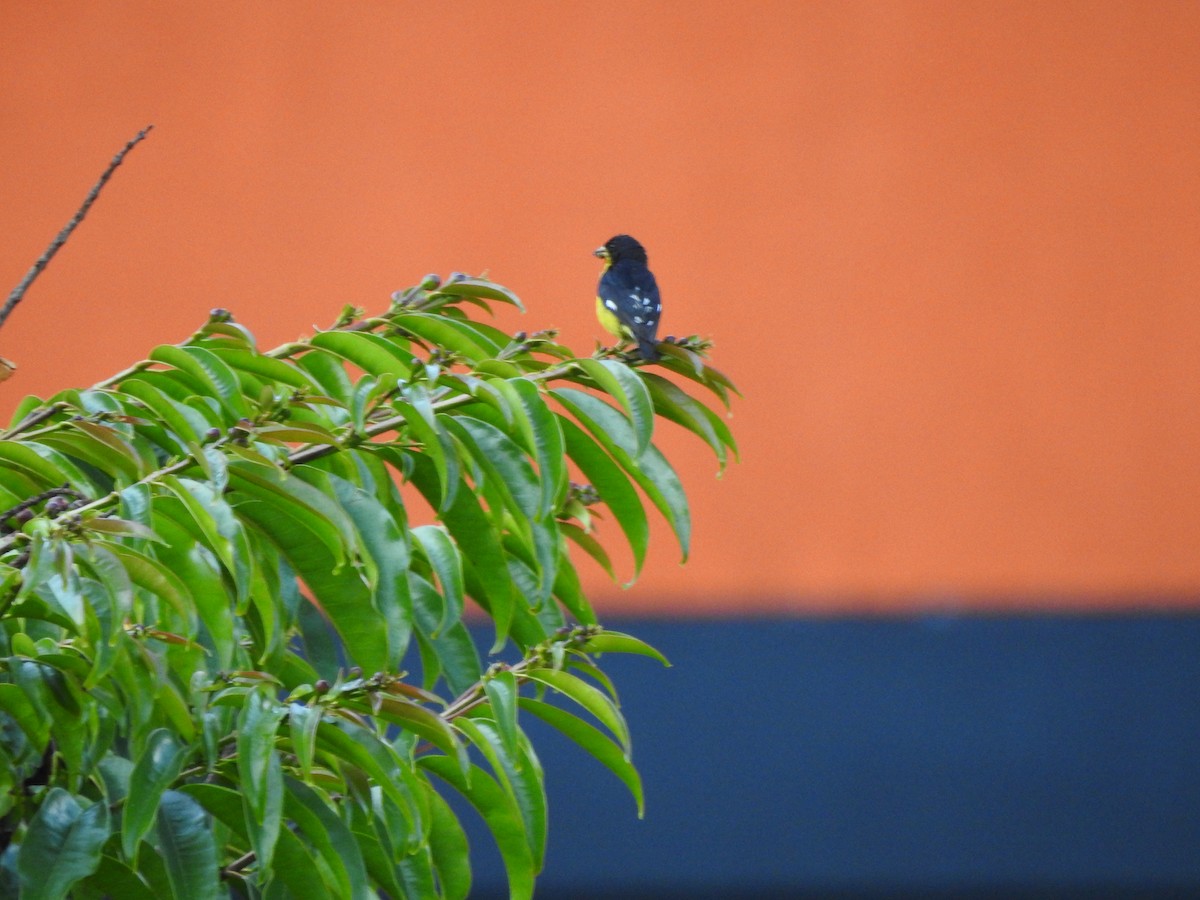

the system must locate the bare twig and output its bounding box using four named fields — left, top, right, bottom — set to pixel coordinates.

left=0, top=125, right=154, bottom=332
